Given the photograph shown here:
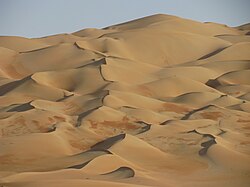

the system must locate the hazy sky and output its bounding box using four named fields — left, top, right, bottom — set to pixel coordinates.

left=0, top=0, right=250, bottom=38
